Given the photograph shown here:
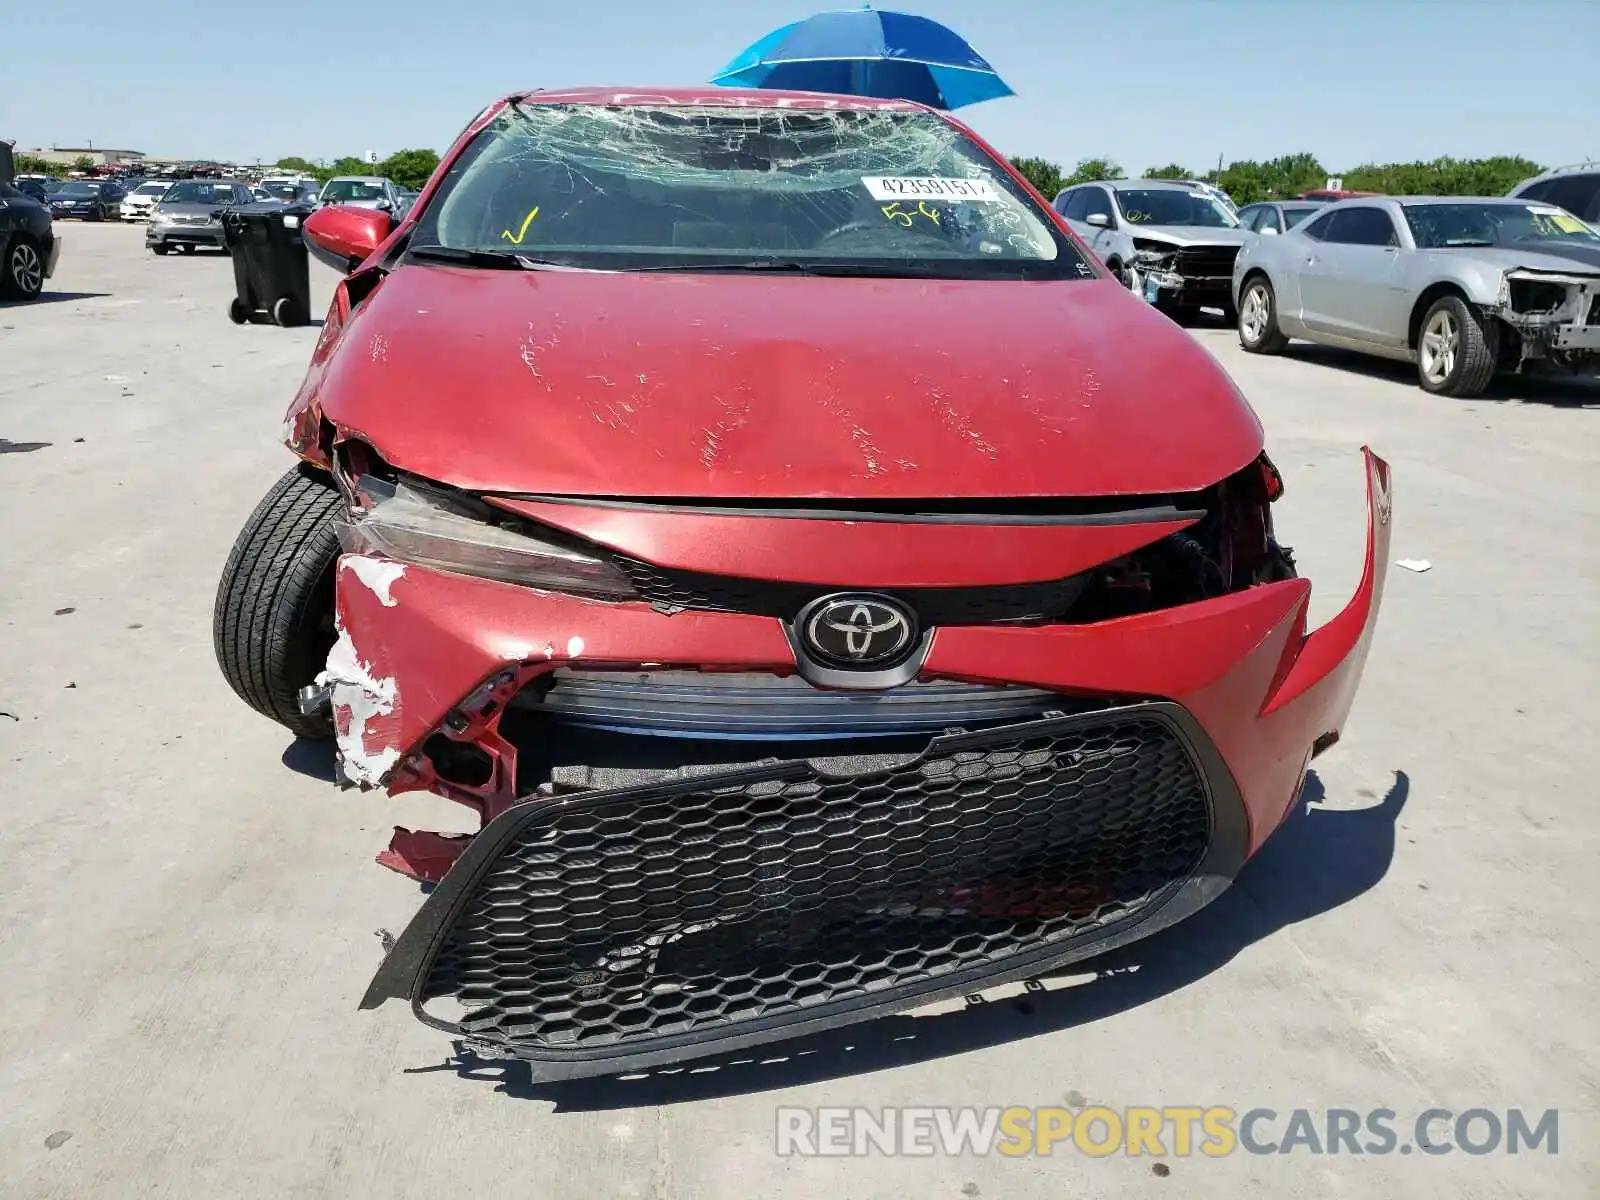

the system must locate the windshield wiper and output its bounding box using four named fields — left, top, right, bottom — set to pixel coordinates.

left=1439, top=239, right=1497, bottom=247
left=407, top=245, right=588, bottom=271
left=631, top=259, right=946, bottom=278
